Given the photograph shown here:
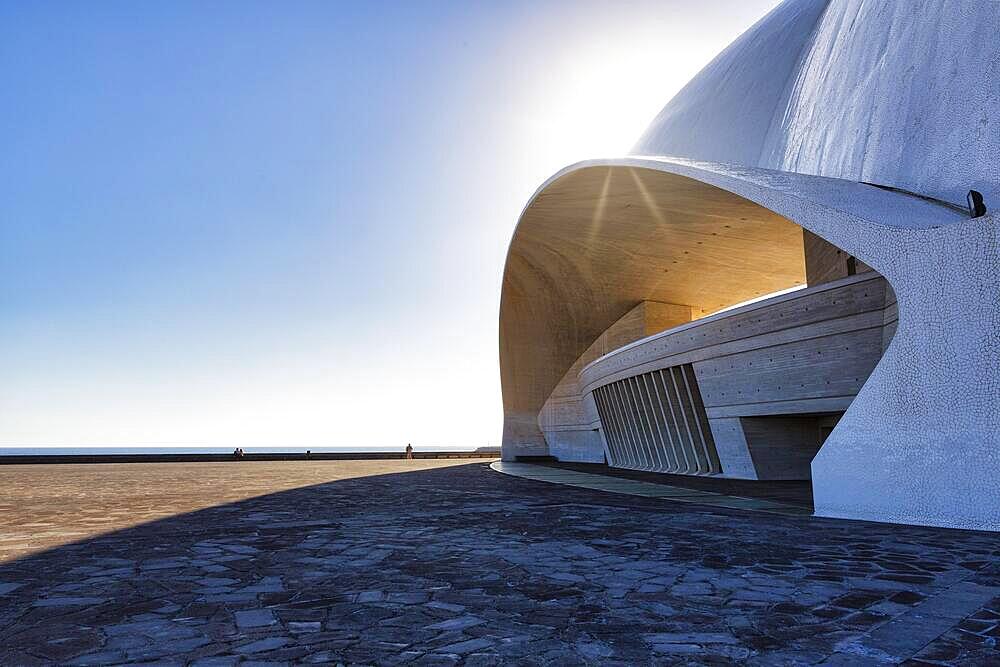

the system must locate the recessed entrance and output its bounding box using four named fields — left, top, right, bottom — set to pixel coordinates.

left=504, top=165, right=900, bottom=505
